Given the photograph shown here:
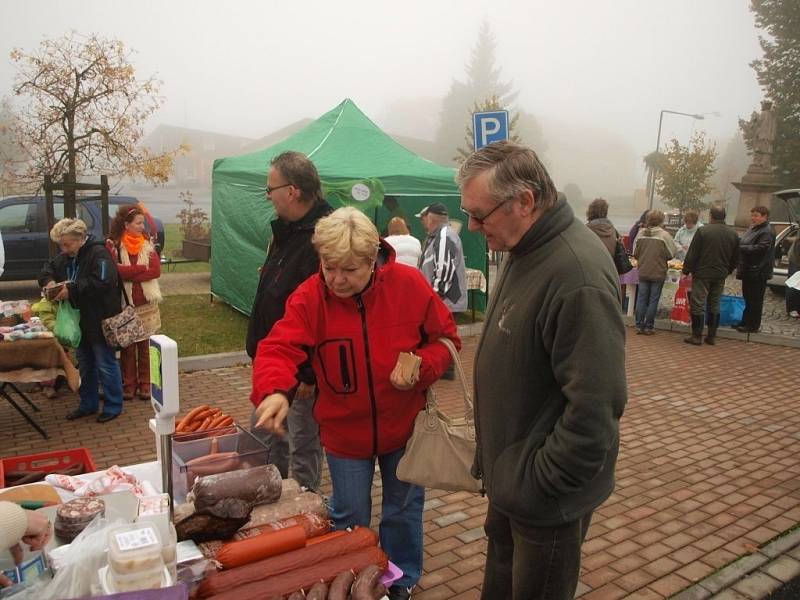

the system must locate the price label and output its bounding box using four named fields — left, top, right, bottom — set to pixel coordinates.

left=115, top=526, right=159, bottom=551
